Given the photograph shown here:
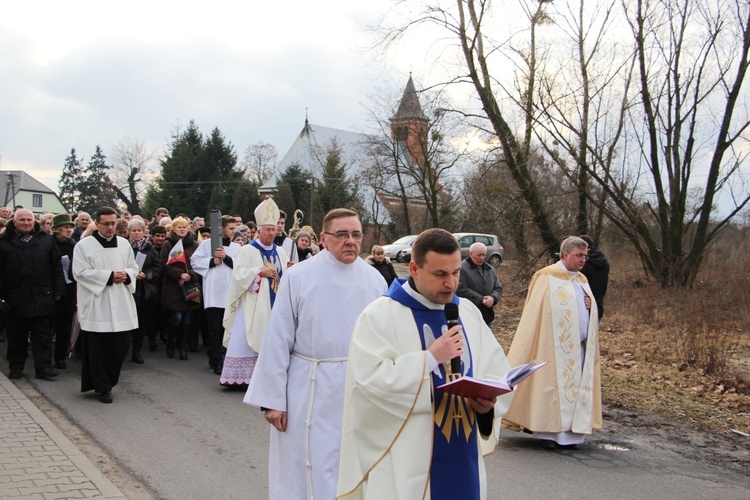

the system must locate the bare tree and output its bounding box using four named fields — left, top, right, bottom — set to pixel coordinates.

left=110, top=137, right=158, bottom=216
left=241, top=142, right=278, bottom=186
